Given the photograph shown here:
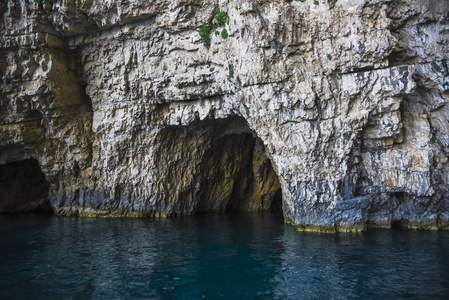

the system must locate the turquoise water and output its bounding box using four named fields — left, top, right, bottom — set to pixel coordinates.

left=0, top=212, right=448, bottom=299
